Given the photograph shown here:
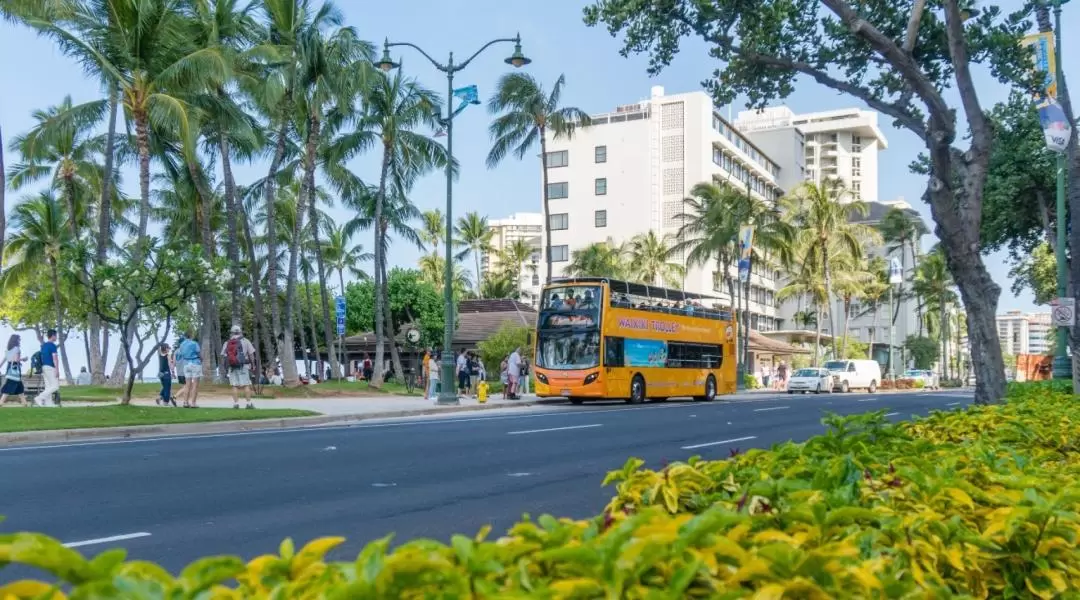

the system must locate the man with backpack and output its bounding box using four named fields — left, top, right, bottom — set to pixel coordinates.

left=221, top=324, right=257, bottom=409
left=33, top=329, right=61, bottom=407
